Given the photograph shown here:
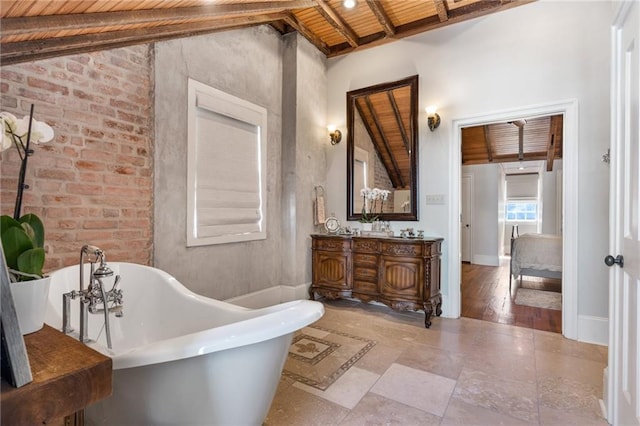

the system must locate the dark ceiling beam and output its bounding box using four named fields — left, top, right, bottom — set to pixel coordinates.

left=463, top=153, right=550, bottom=166
left=388, top=91, right=410, bottom=155
left=518, top=126, right=524, bottom=161
left=482, top=125, right=494, bottom=162
left=364, top=96, right=405, bottom=188
left=1, top=13, right=285, bottom=65
left=434, top=0, right=449, bottom=22
left=366, top=0, right=395, bottom=36
left=314, top=0, right=360, bottom=47
left=327, top=0, right=535, bottom=57
left=1, top=1, right=315, bottom=36
left=546, top=115, right=562, bottom=171
left=354, top=100, right=396, bottom=184
left=282, top=12, right=330, bottom=55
